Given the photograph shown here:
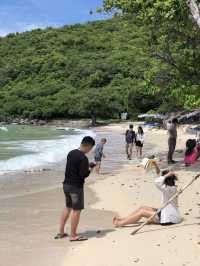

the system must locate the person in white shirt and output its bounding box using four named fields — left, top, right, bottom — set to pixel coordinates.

left=136, top=126, right=144, bottom=158
left=113, top=161, right=182, bottom=227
